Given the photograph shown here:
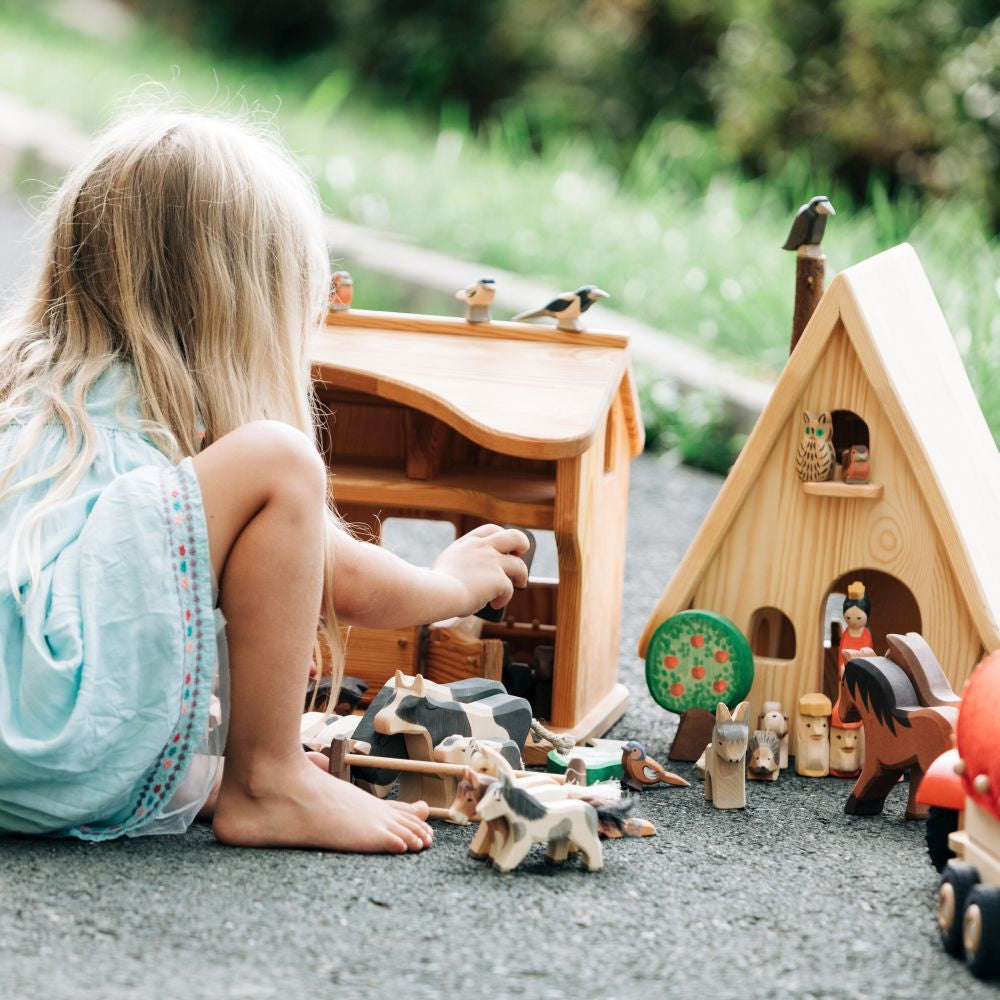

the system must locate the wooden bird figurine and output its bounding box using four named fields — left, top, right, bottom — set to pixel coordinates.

left=513, top=285, right=608, bottom=332
left=842, top=444, right=870, bottom=484
left=782, top=196, right=836, bottom=252
left=329, top=270, right=353, bottom=312
left=620, top=739, right=690, bottom=792
left=454, top=277, right=496, bottom=323
left=795, top=410, right=836, bottom=482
